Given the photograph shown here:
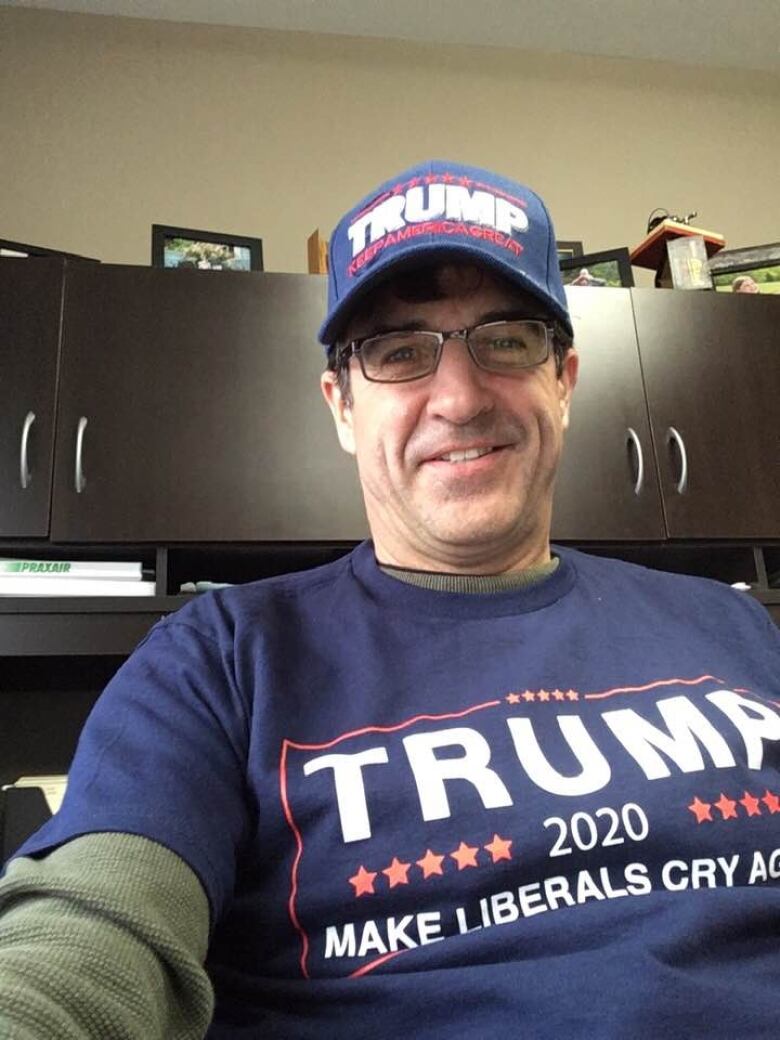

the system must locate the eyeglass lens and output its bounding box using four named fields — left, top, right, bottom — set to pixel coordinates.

left=360, top=321, right=549, bottom=382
